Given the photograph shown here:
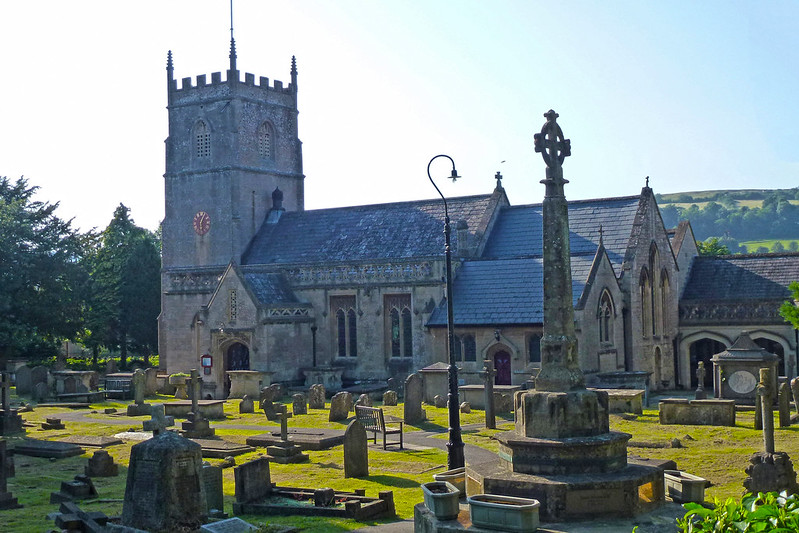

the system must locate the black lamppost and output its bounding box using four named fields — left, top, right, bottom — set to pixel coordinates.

left=427, top=154, right=465, bottom=469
